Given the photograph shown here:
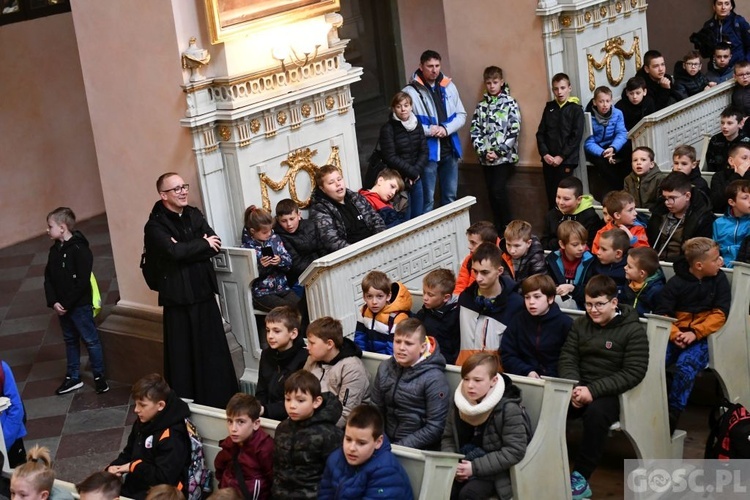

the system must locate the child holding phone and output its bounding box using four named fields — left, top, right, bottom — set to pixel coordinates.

left=241, top=205, right=299, bottom=311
